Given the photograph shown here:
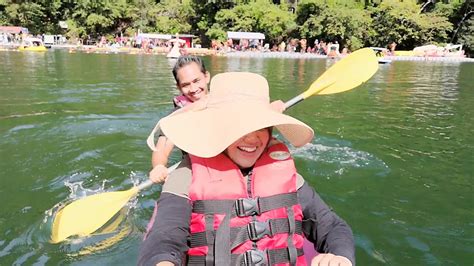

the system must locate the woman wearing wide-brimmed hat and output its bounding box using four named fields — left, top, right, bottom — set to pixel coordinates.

left=139, top=72, right=354, bottom=266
